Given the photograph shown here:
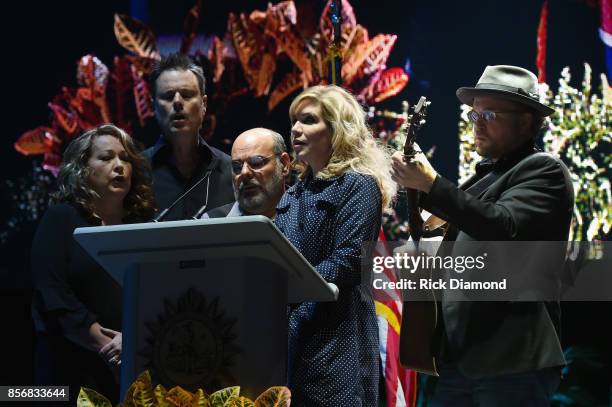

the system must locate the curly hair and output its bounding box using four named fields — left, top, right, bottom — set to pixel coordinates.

left=289, top=85, right=397, bottom=211
left=51, top=124, right=155, bottom=223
